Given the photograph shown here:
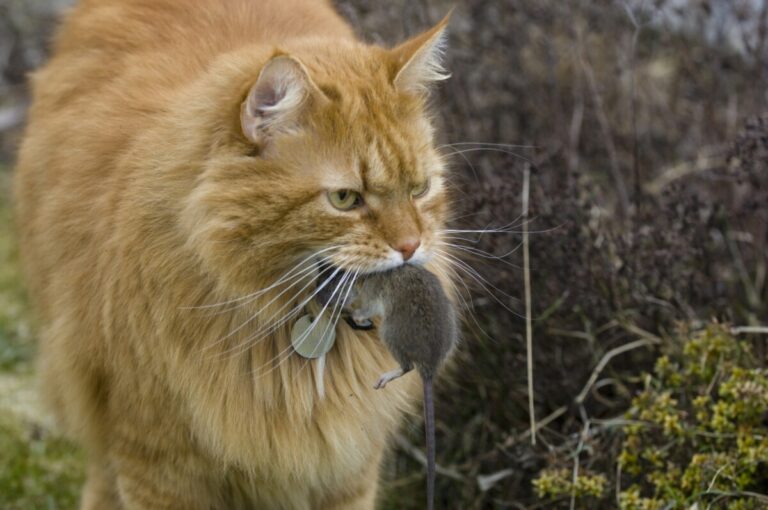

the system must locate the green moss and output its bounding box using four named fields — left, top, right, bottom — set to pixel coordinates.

left=0, top=169, right=34, bottom=371
left=532, top=324, right=768, bottom=508
left=533, top=468, right=608, bottom=501
left=0, top=167, right=85, bottom=507
left=0, top=415, right=84, bottom=510
left=618, top=324, right=768, bottom=508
